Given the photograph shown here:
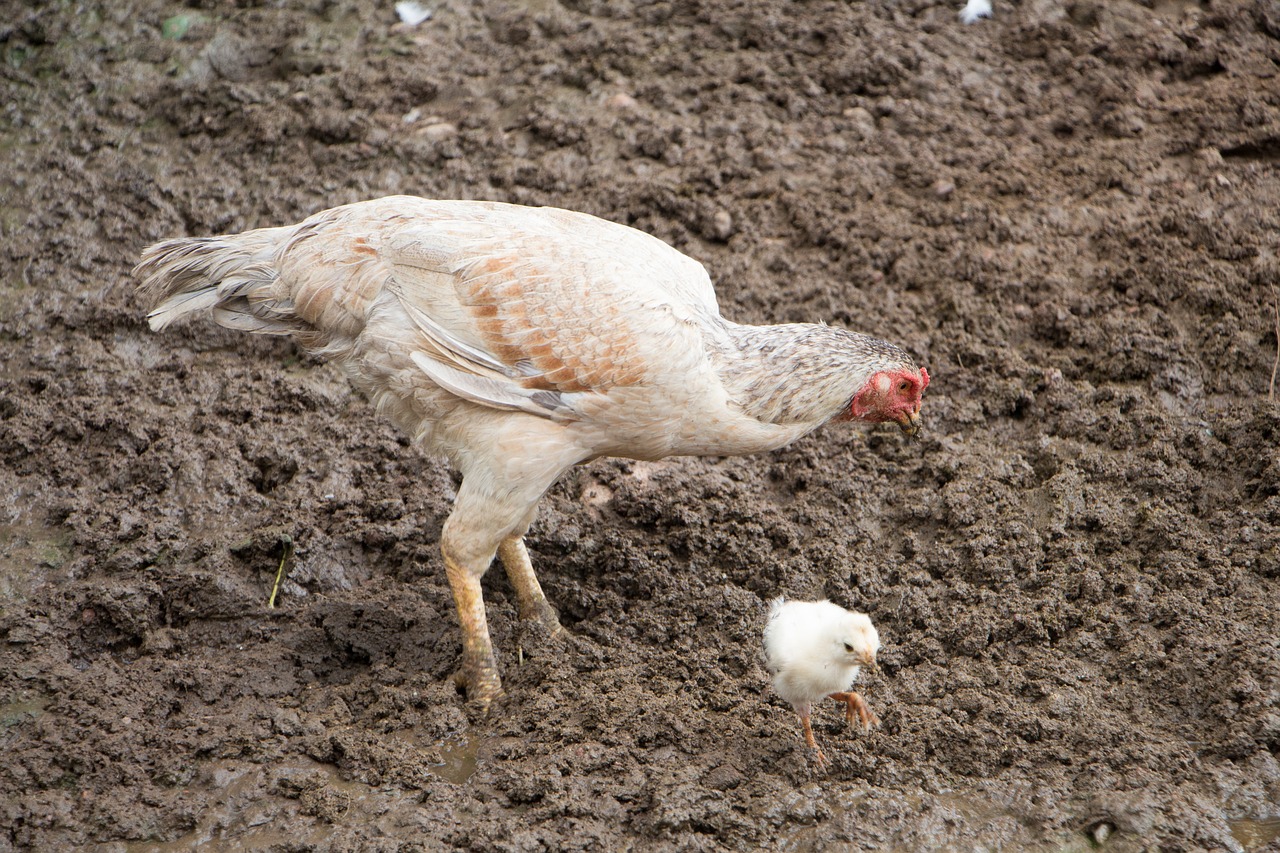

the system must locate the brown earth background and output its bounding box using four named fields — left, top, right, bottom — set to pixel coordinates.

left=2, top=0, right=1280, bottom=850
